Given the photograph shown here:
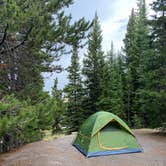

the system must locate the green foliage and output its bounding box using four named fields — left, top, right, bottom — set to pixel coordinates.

left=123, top=0, right=166, bottom=128
left=0, top=0, right=165, bottom=155
left=52, top=78, right=62, bottom=99
left=137, top=89, right=166, bottom=128
left=36, top=99, right=55, bottom=131
left=110, top=54, right=125, bottom=118
left=97, top=42, right=114, bottom=112
left=98, top=44, right=125, bottom=119
left=0, top=0, right=91, bottom=100
left=145, top=0, right=166, bottom=128
left=0, top=94, right=66, bottom=153
left=135, top=0, right=166, bottom=128
left=123, top=8, right=139, bottom=126
left=132, top=113, right=143, bottom=129
left=123, top=0, right=152, bottom=127
left=0, top=95, right=42, bottom=152
left=51, top=79, right=66, bottom=133
left=64, top=46, right=84, bottom=133
left=82, top=13, right=105, bottom=116
left=0, top=0, right=91, bottom=153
